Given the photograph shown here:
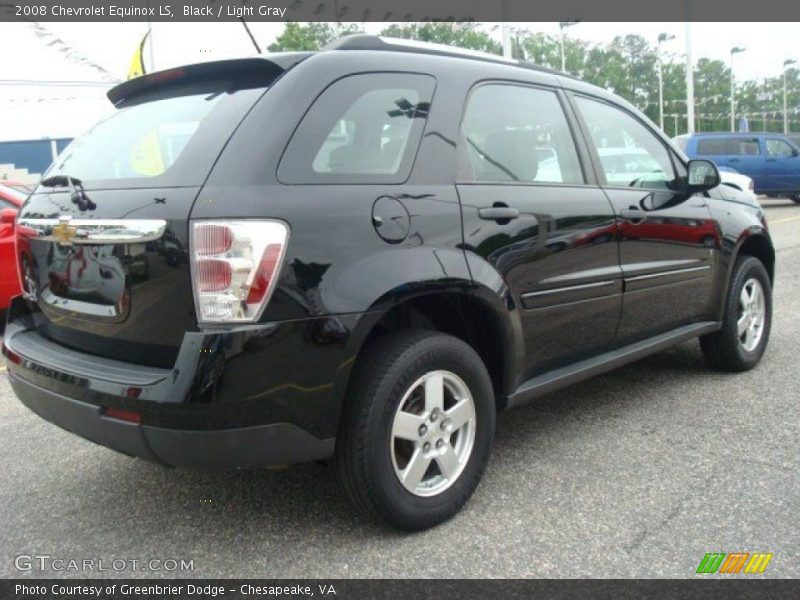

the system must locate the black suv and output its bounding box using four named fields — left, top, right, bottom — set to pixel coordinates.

left=4, top=36, right=774, bottom=530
